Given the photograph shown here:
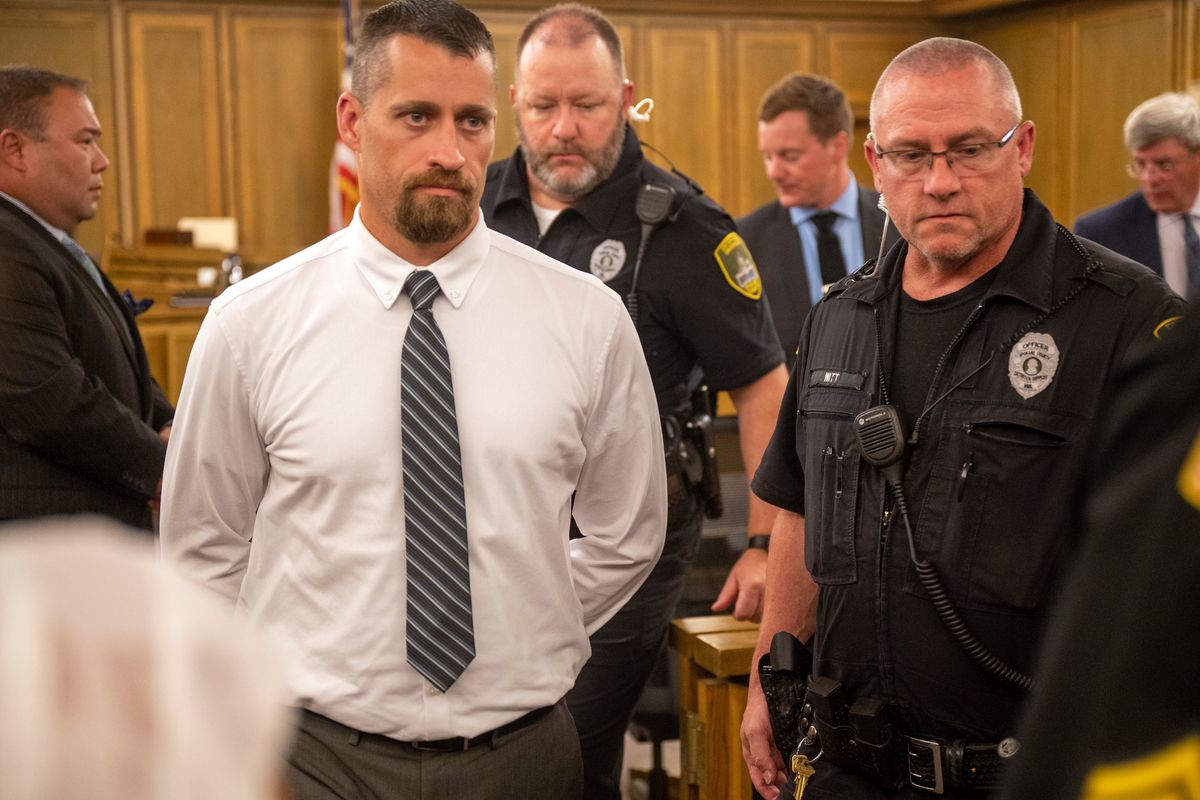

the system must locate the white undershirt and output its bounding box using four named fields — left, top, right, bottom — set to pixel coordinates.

left=161, top=211, right=666, bottom=740
left=1156, top=192, right=1200, bottom=296
left=531, top=200, right=563, bottom=237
